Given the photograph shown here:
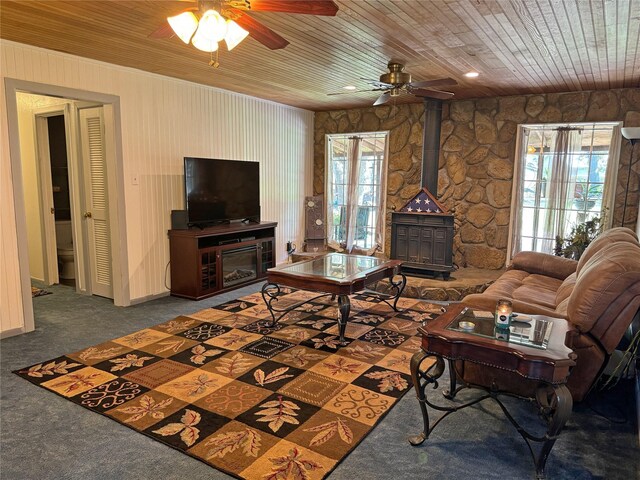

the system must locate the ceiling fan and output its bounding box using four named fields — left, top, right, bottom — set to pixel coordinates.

left=150, top=0, right=339, bottom=61
left=329, top=62, right=457, bottom=106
